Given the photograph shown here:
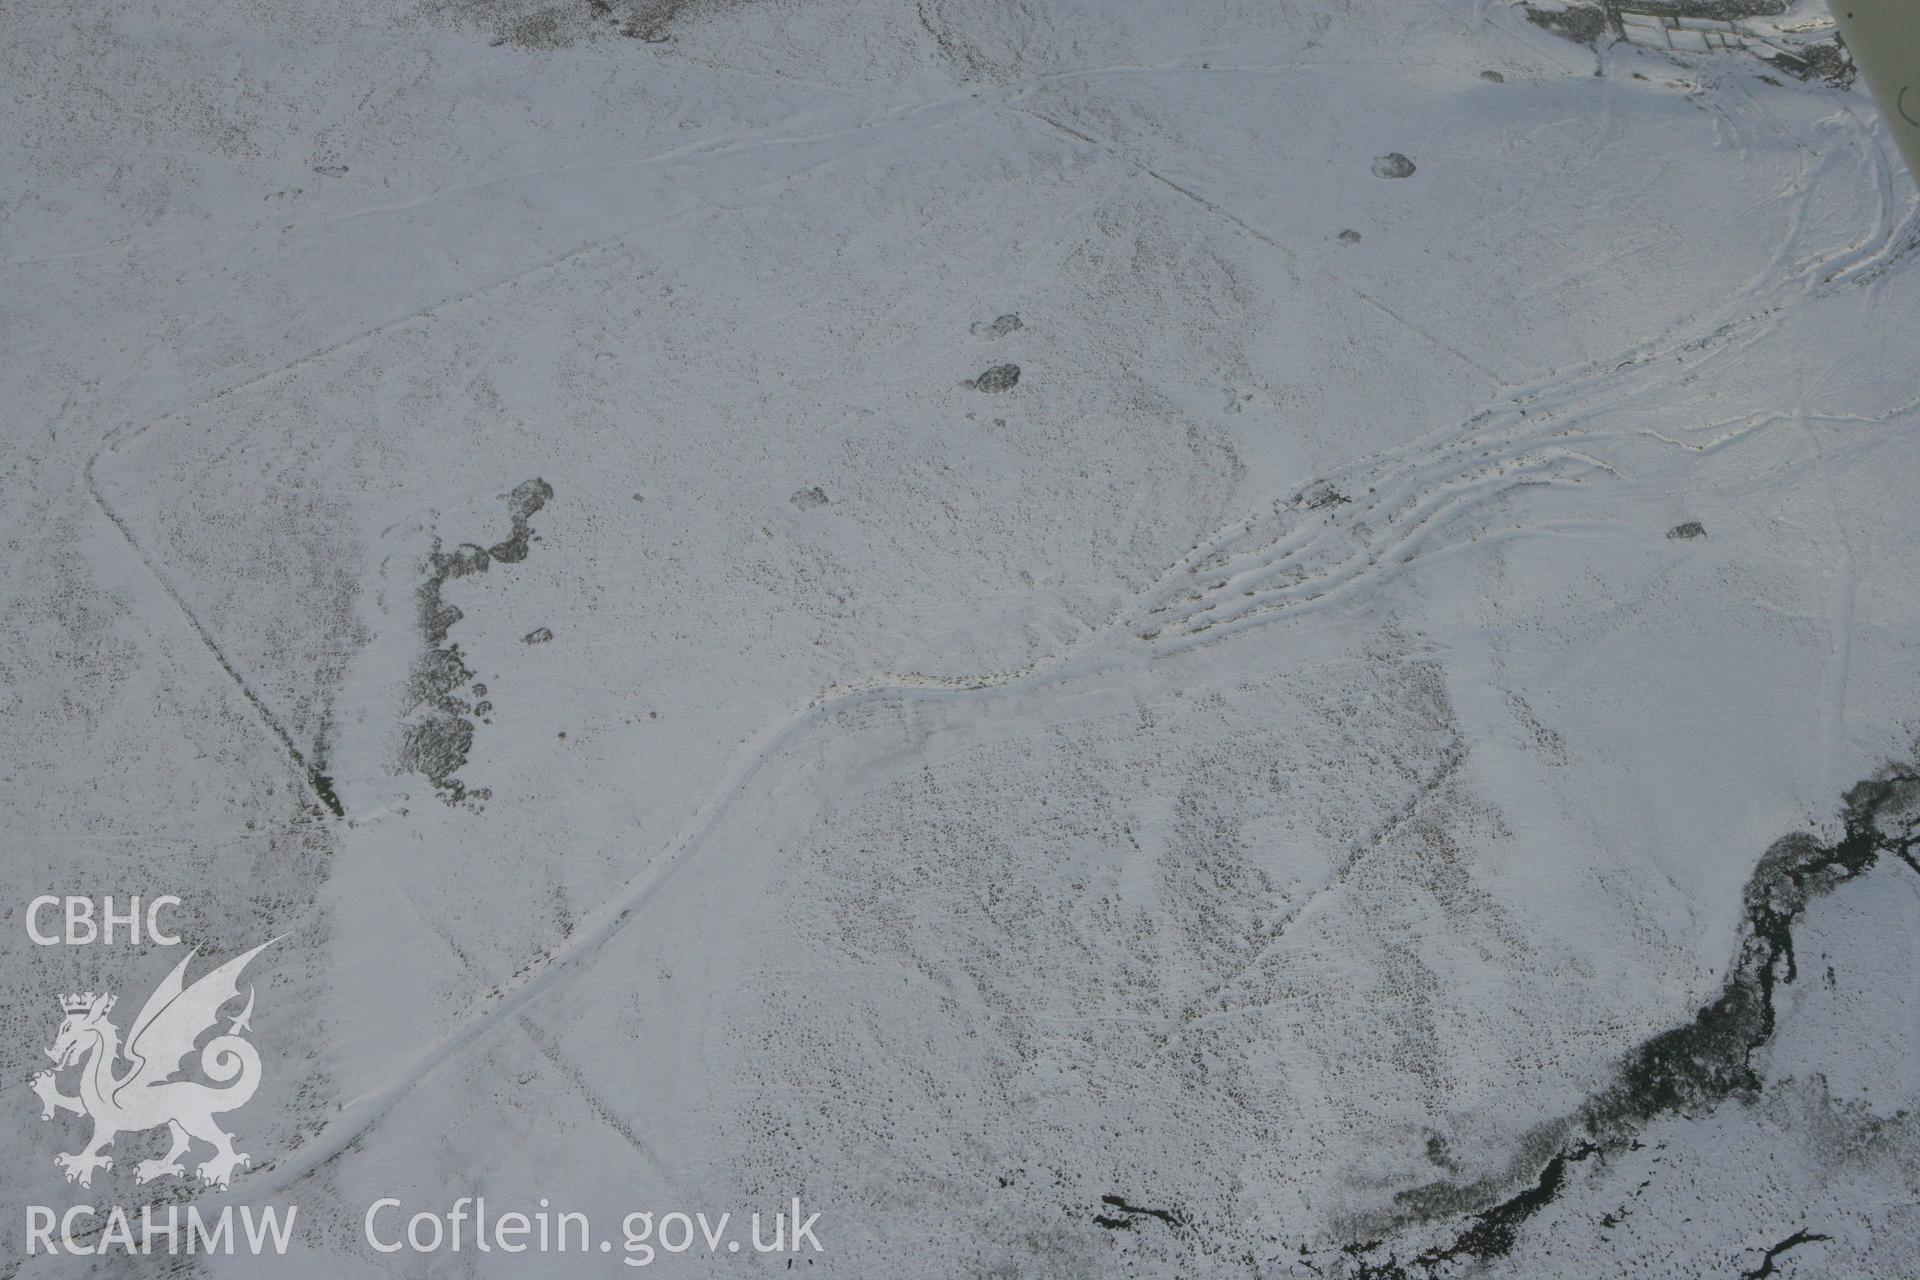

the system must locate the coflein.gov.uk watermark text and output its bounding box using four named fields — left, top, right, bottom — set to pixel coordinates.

left=367, top=1196, right=824, bottom=1267
left=29, top=1197, right=823, bottom=1267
